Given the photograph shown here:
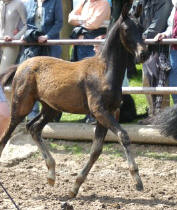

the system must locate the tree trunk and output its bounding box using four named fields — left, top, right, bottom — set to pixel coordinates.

left=60, top=0, right=73, bottom=60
